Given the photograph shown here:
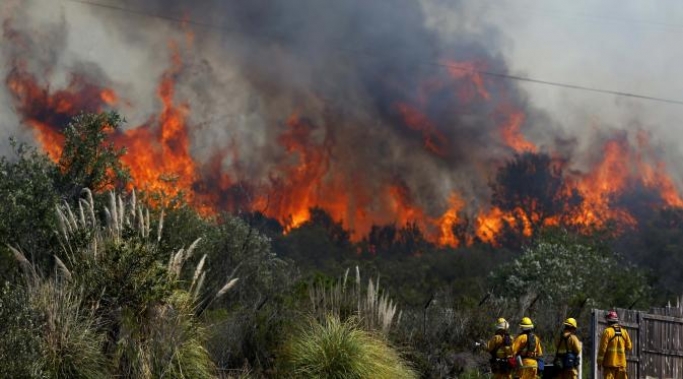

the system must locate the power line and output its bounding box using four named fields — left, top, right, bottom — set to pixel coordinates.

left=65, top=0, right=683, bottom=106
